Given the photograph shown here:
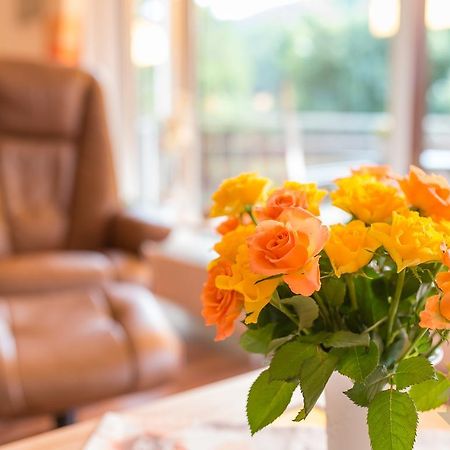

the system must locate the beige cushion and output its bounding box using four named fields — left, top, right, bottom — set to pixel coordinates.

left=0, top=250, right=154, bottom=296
left=0, top=251, right=112, bottom=295
left=0, top=283, right=182, bottom=416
